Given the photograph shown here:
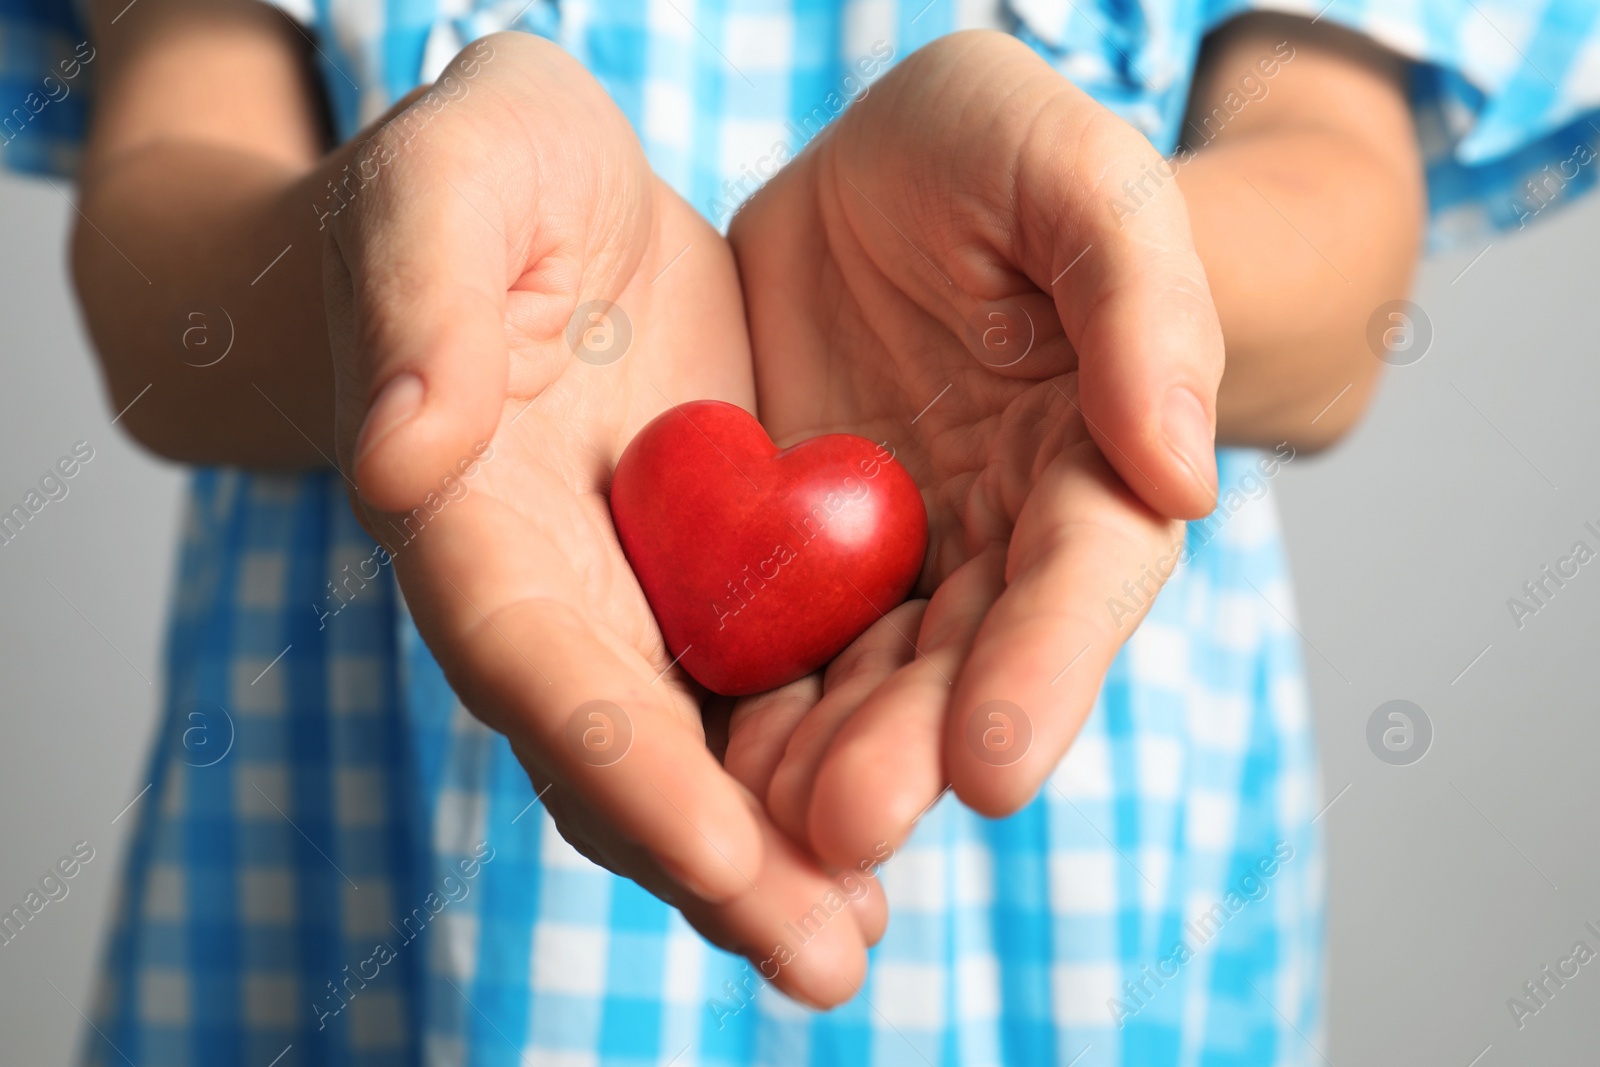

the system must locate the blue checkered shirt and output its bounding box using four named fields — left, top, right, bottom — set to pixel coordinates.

left=6, top=0, right=1600, bottom=1063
